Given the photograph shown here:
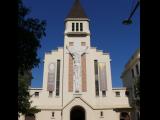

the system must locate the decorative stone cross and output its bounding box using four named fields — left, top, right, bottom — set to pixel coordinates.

left=66, top=44, right=88, bottom=93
